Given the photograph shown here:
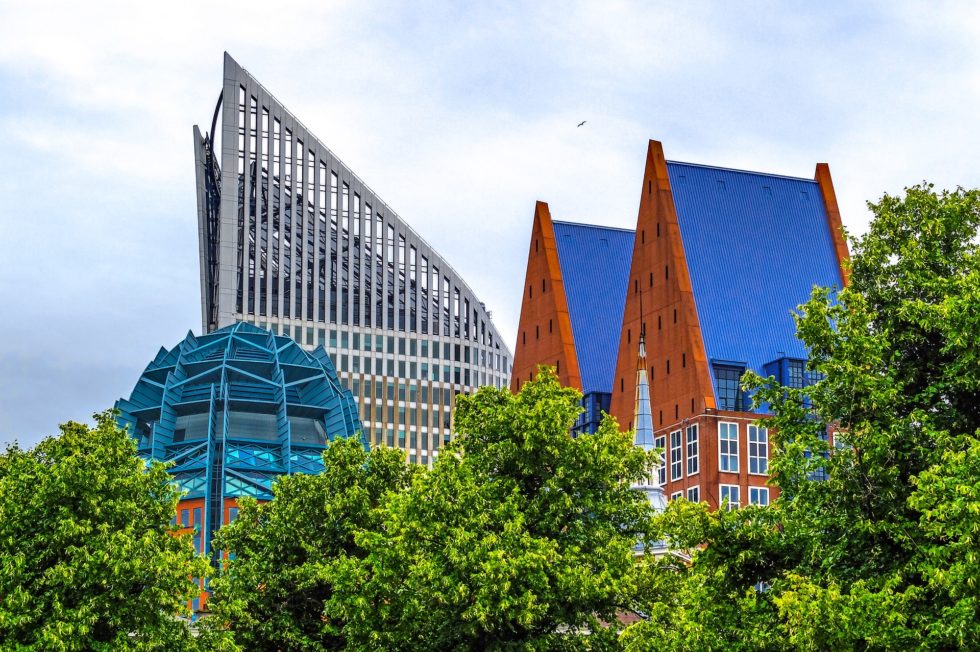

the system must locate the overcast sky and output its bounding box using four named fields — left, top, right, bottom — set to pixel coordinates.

left=1, top=1, right=978, bottom=447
